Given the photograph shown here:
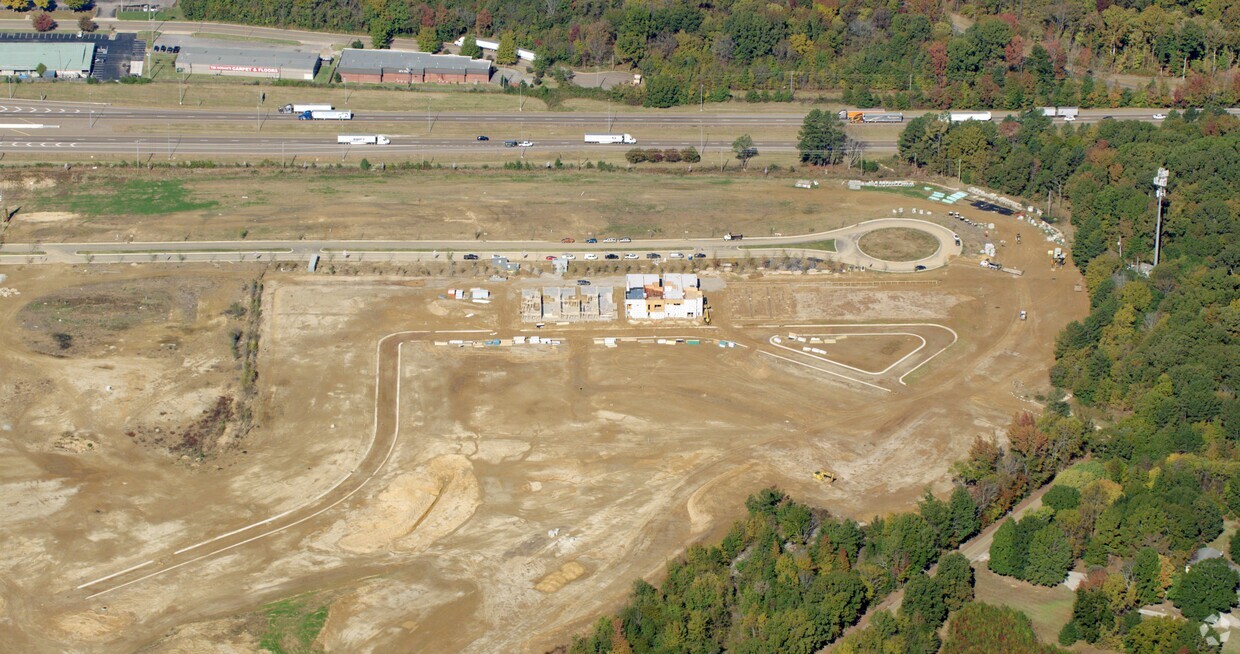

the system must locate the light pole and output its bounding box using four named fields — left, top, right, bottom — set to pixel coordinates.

left=1152, top=167, right=1169, bottom=267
